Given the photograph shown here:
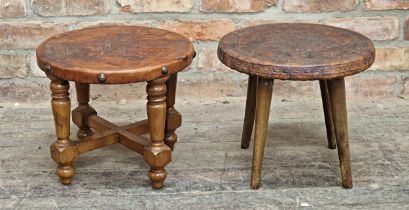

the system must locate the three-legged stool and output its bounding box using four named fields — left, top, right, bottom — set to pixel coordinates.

left=36, top=26, right=194, bottom=188
left=218, top=23, right=375, bottom=189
